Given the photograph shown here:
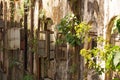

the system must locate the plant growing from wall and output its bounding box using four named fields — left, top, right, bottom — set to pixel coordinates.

left=9, top=57, right=20, bottom=68
left=56, top=13, right=91, bottom=80
left=80, top=40, right=120, bottom=79
left=10, top=0, right=15, bottom=27
left=56, top=13, right=90, bottom=46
